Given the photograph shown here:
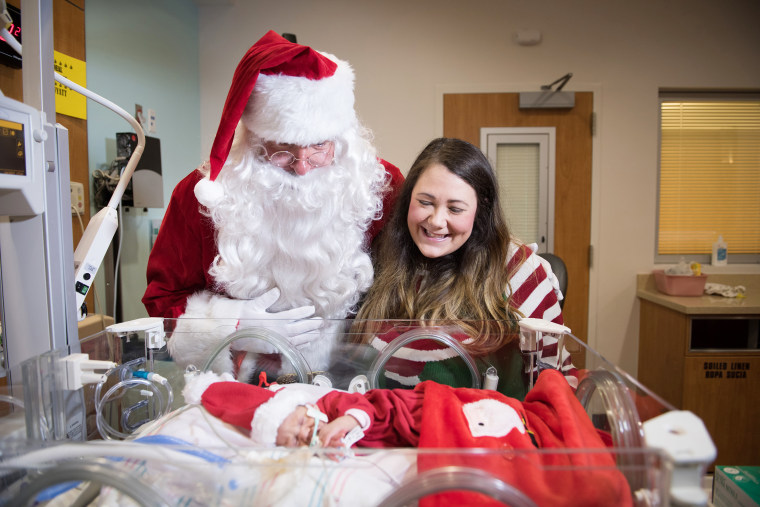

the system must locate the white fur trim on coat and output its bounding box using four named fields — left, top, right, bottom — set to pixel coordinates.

left=167, top=291, right=241, bottom=375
